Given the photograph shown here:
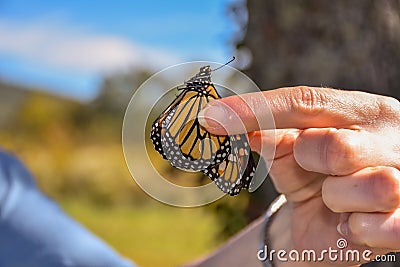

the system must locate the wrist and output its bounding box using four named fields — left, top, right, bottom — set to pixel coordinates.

left=259, top=195, right=288, bottom=266
left=265, top=198, right=293, bottom=267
